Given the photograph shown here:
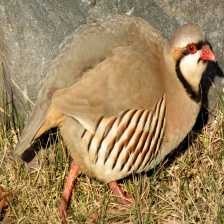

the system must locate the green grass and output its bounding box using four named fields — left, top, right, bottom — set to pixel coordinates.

left=1, top=104, right=224, bottom=223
